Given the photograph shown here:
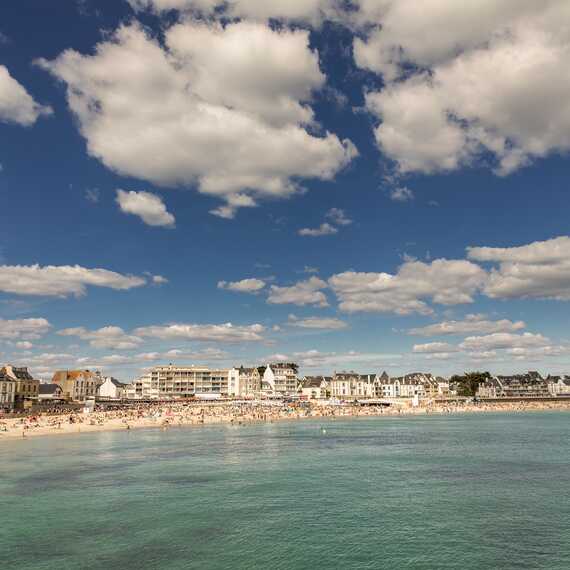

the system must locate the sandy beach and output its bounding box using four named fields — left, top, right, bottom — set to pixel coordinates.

left=1, top=399, right=569, bottom=440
